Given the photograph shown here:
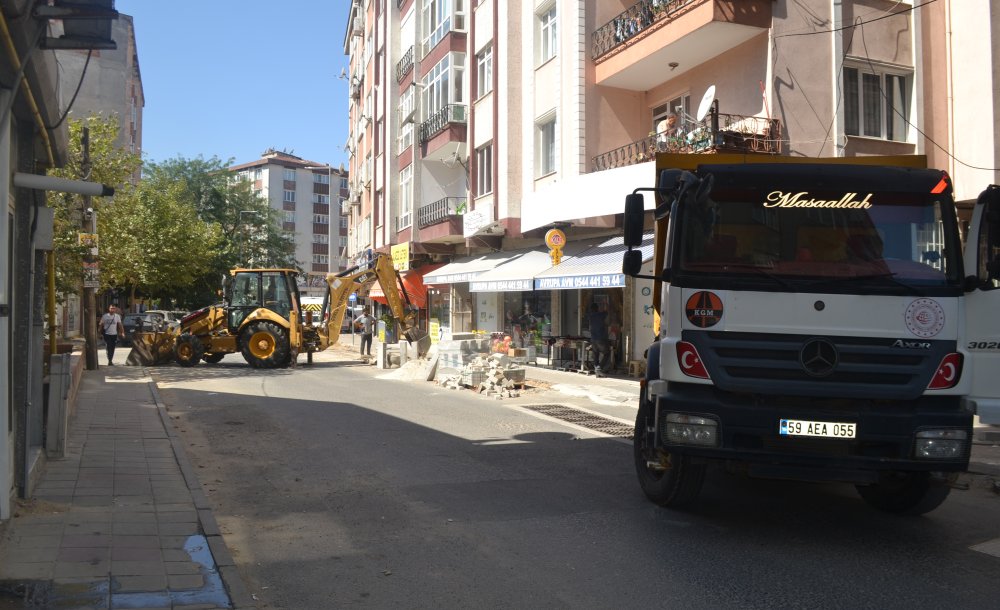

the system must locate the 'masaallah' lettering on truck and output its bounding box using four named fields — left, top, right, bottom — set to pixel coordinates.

left=764, top=191, right=873, bottom=209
